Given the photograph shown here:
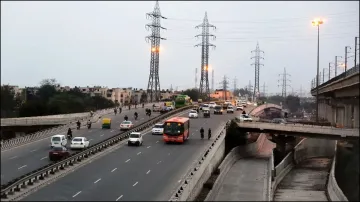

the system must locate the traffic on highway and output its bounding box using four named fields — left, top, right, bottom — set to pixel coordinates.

left=16, top=106, right=244, bottom=201
left=1, top=106, right=159, bottom=185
